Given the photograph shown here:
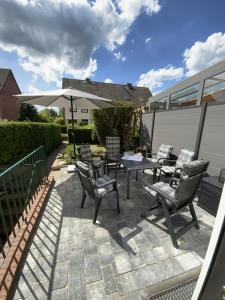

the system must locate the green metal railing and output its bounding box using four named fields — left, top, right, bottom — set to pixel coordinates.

left=0, top=146, right=48, bottom=258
